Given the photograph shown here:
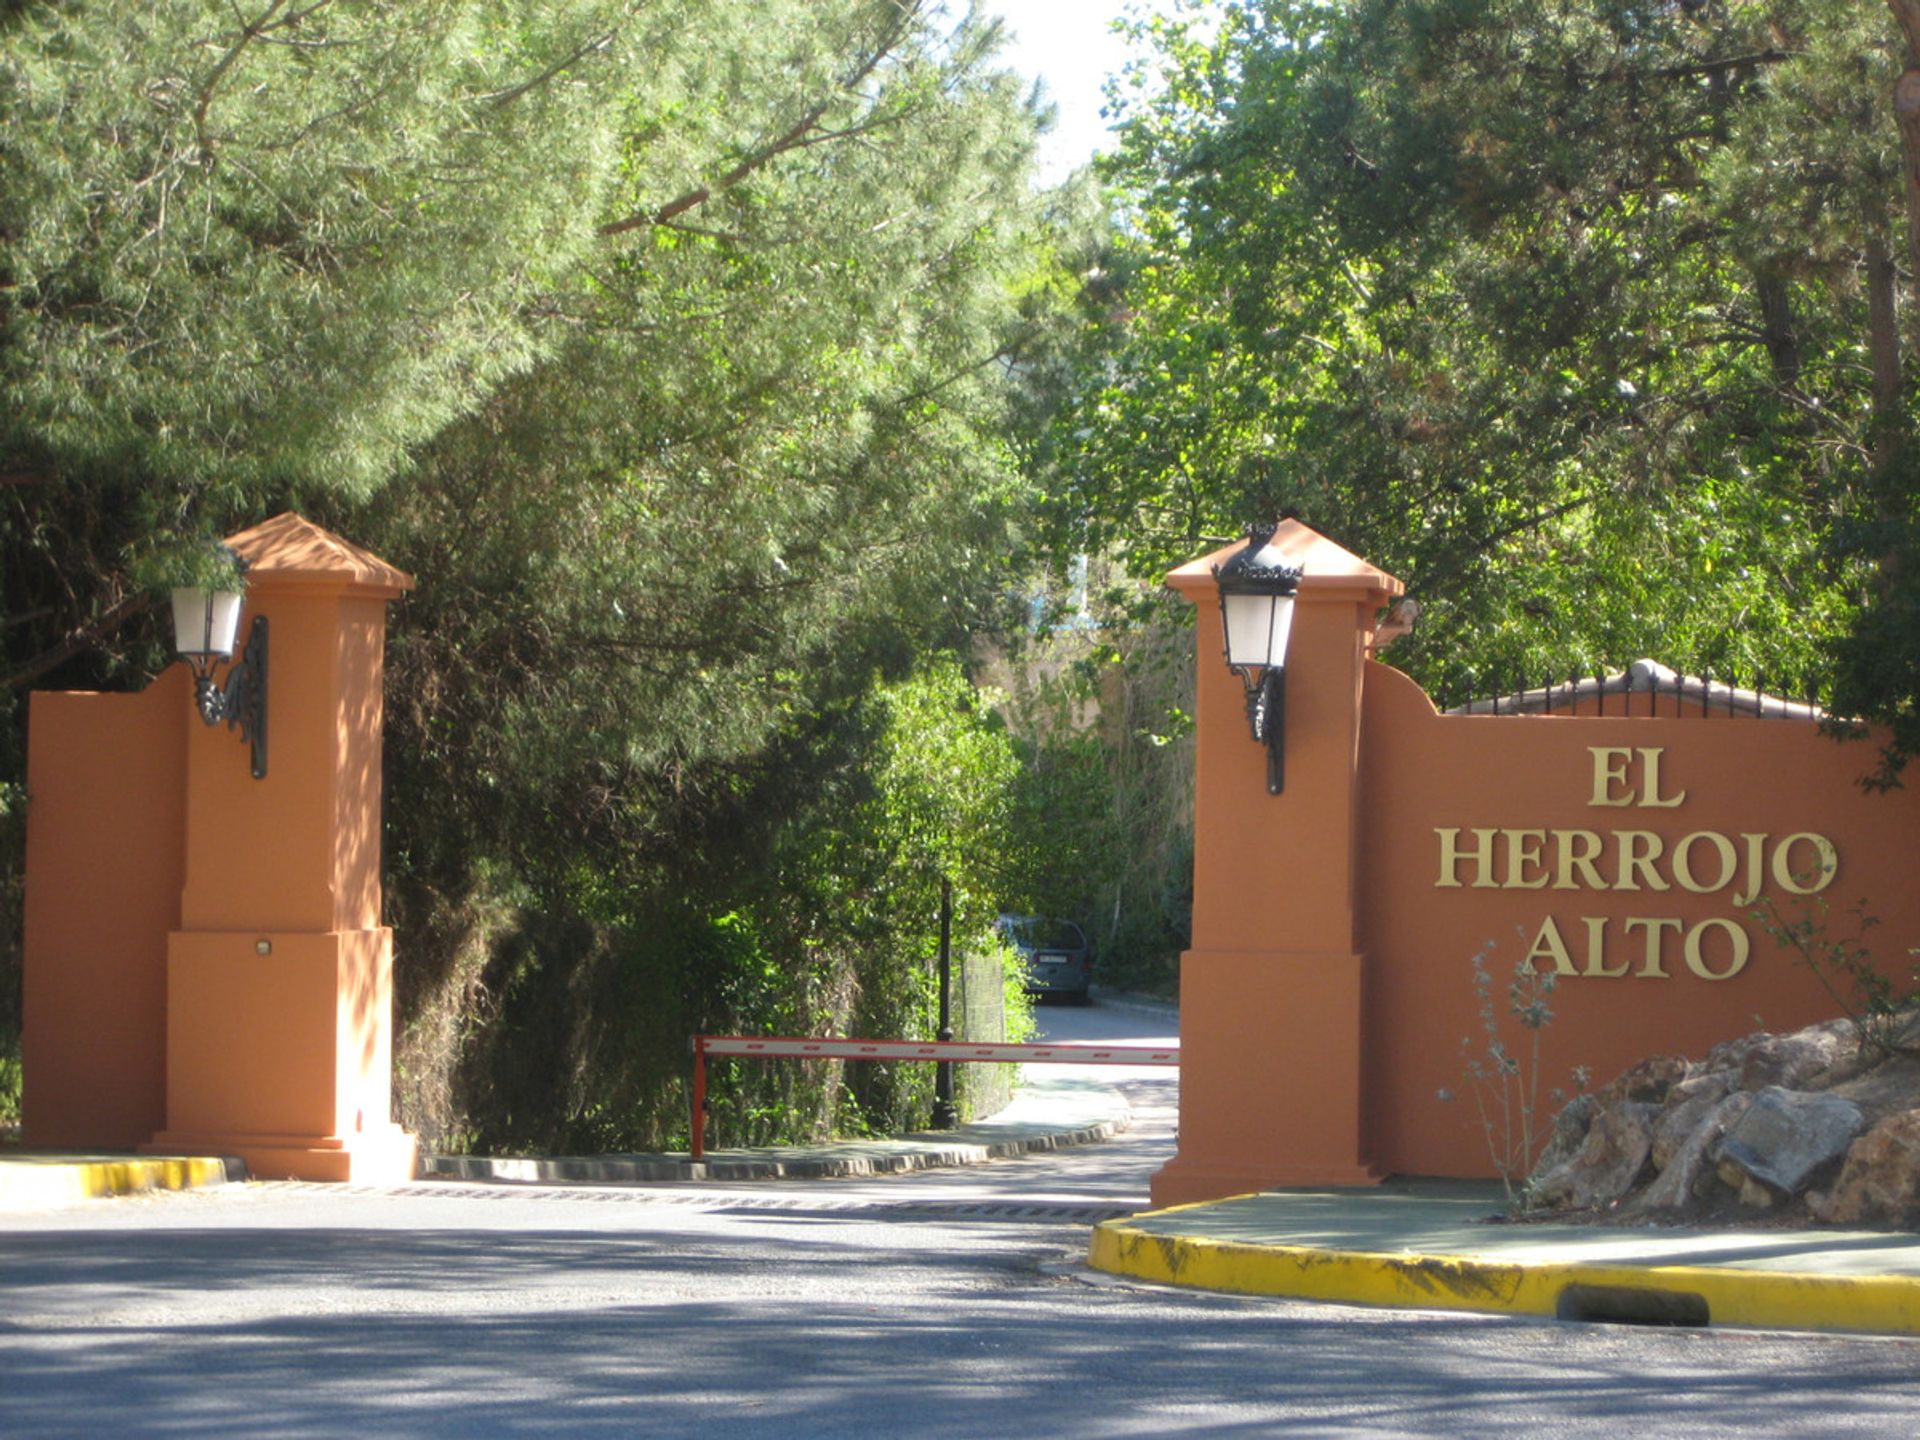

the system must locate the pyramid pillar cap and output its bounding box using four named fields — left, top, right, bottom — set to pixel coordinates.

left=224, top=513, right=413, bottom=601
left=1167, top=519, right=1402, bottom=608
